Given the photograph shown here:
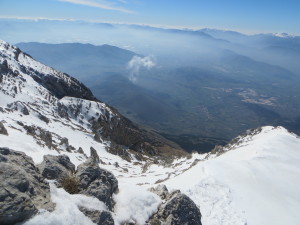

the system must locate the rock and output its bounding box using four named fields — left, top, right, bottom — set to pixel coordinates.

left=90, top=147, right=100, bottom=163
left=79, top=208, right=115, bottom=225
left=39, top=130, right=52, bottom=149
left=76, top=159, right=118, bottom=210
left=149, top=184, right=169, bottom=200
left=22, top=125, right=52, bottom=148
left=38, top=113, right=50, bottom=124
left=60, top=137, right=69, bottom=146
left=92, top=111, right=186, bottom=161
left=78, top=147, right=84, bottom=154
left=0, top=121, right=8, bottom=135
left=38, top=154, right=75, bottom=180
left=107, top=142, right=132, bottom=162
left=22, top=105, right=29, bottom=115
left=148, top=192, right=202, bottom=225
left=24, top=124, right=36, bottom=135
left=0, top=148, right=55, bottom=225
left=94, top=132, right=103, bottom=143
left=66, top=145, right=76, bottom=152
